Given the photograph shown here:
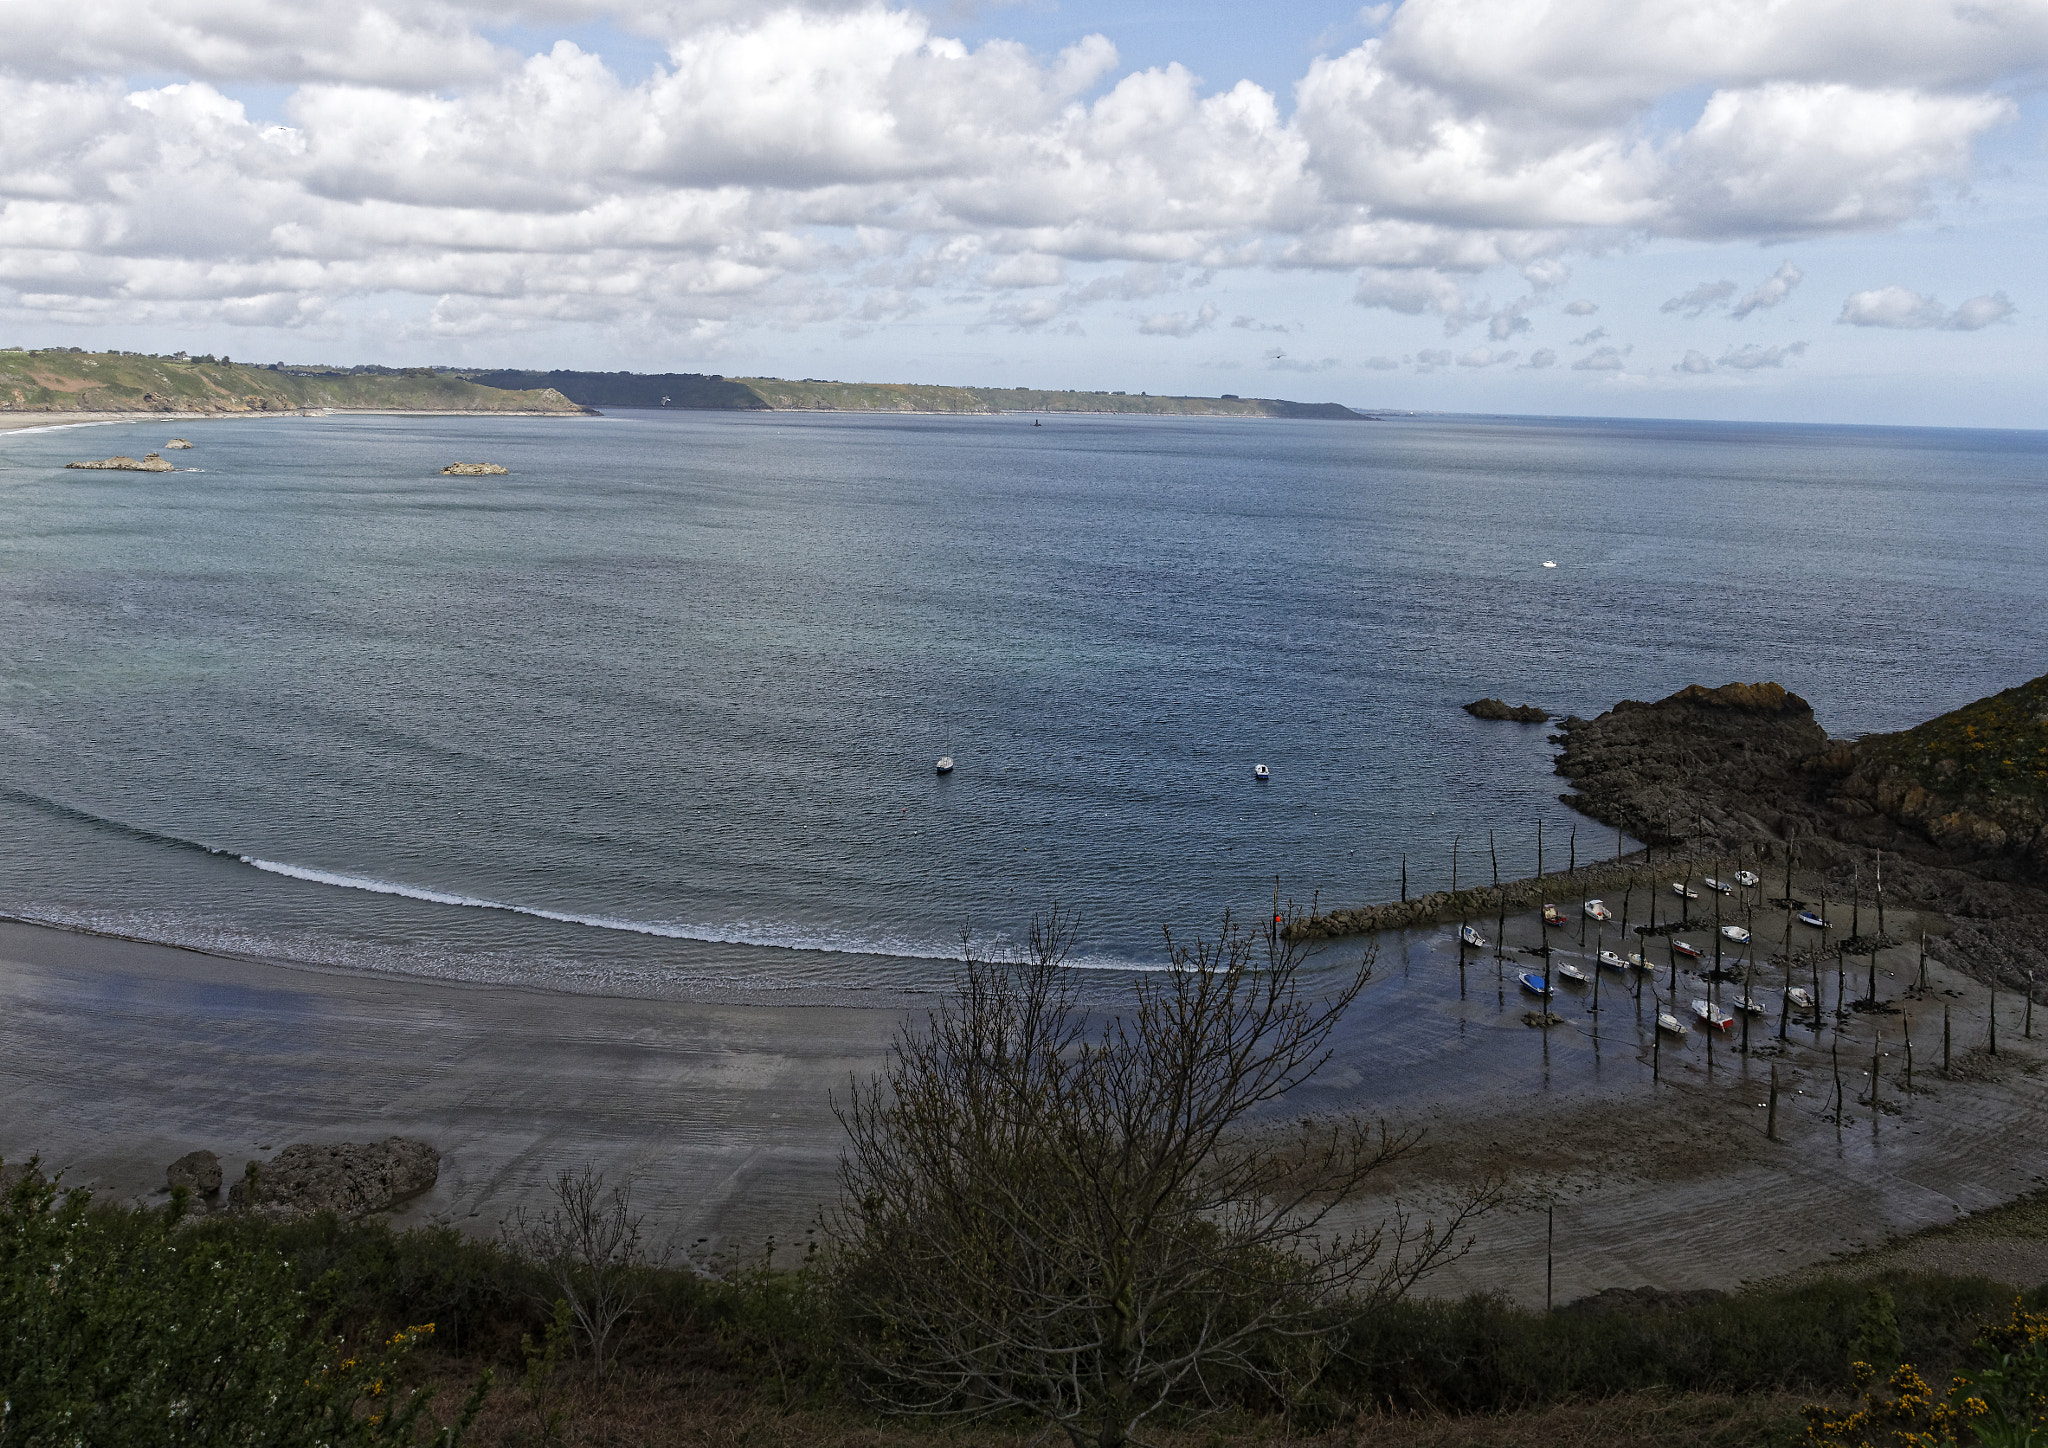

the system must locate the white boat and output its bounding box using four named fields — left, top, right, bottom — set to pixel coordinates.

left=1702, top=877, right=1733, bottom=894
left=1734, top=870, right=1761, bottom=887
left=1517, top=971, right=1552, bottom=996
left=935, top=755, right=954, bottom=775
left=1692, top=999, right=1735, bottom=1031
left=1787, top=986, right=1815, bottom=1010
left=1253, top=763, right=1270, bottom=781
left=1734, top=994, right=1768, bottom=1015
left=1556, top=962, right=1591, bottom=985
left=1656, top=1011, right=1686, bottom=1035
left=1460, top=925, right=1488, bottom=950
left=1583, top=899, right=1613, bottom=921
left=1542, top=560, right=1558, bottom=568
left=1721, top=925, right=1751, bottom=943
left=1798, top=910, right=1830, bottom=929
left=1671, top=882, right=1700, bottom=900
left=1598, top=949, right=1631, bottom=970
